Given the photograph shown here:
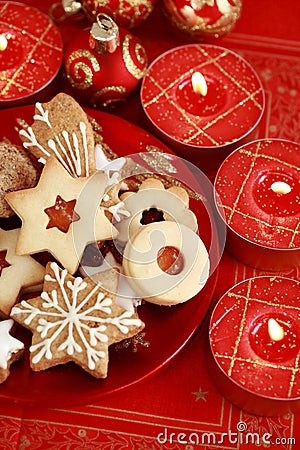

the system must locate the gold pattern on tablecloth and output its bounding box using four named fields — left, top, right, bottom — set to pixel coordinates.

left=192, top=387, right=208, bottom=401
left=214, top=278, right=300, bottom=398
